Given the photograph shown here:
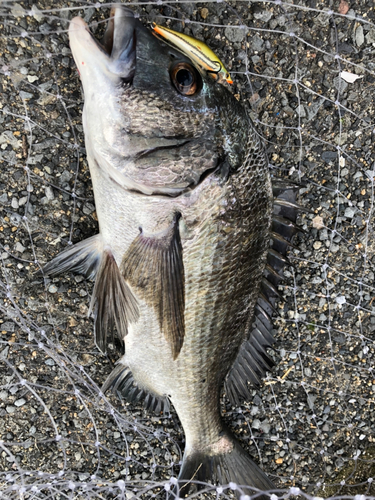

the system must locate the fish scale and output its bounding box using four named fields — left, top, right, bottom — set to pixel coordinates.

left=40, top=4, right=304, bottom=497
